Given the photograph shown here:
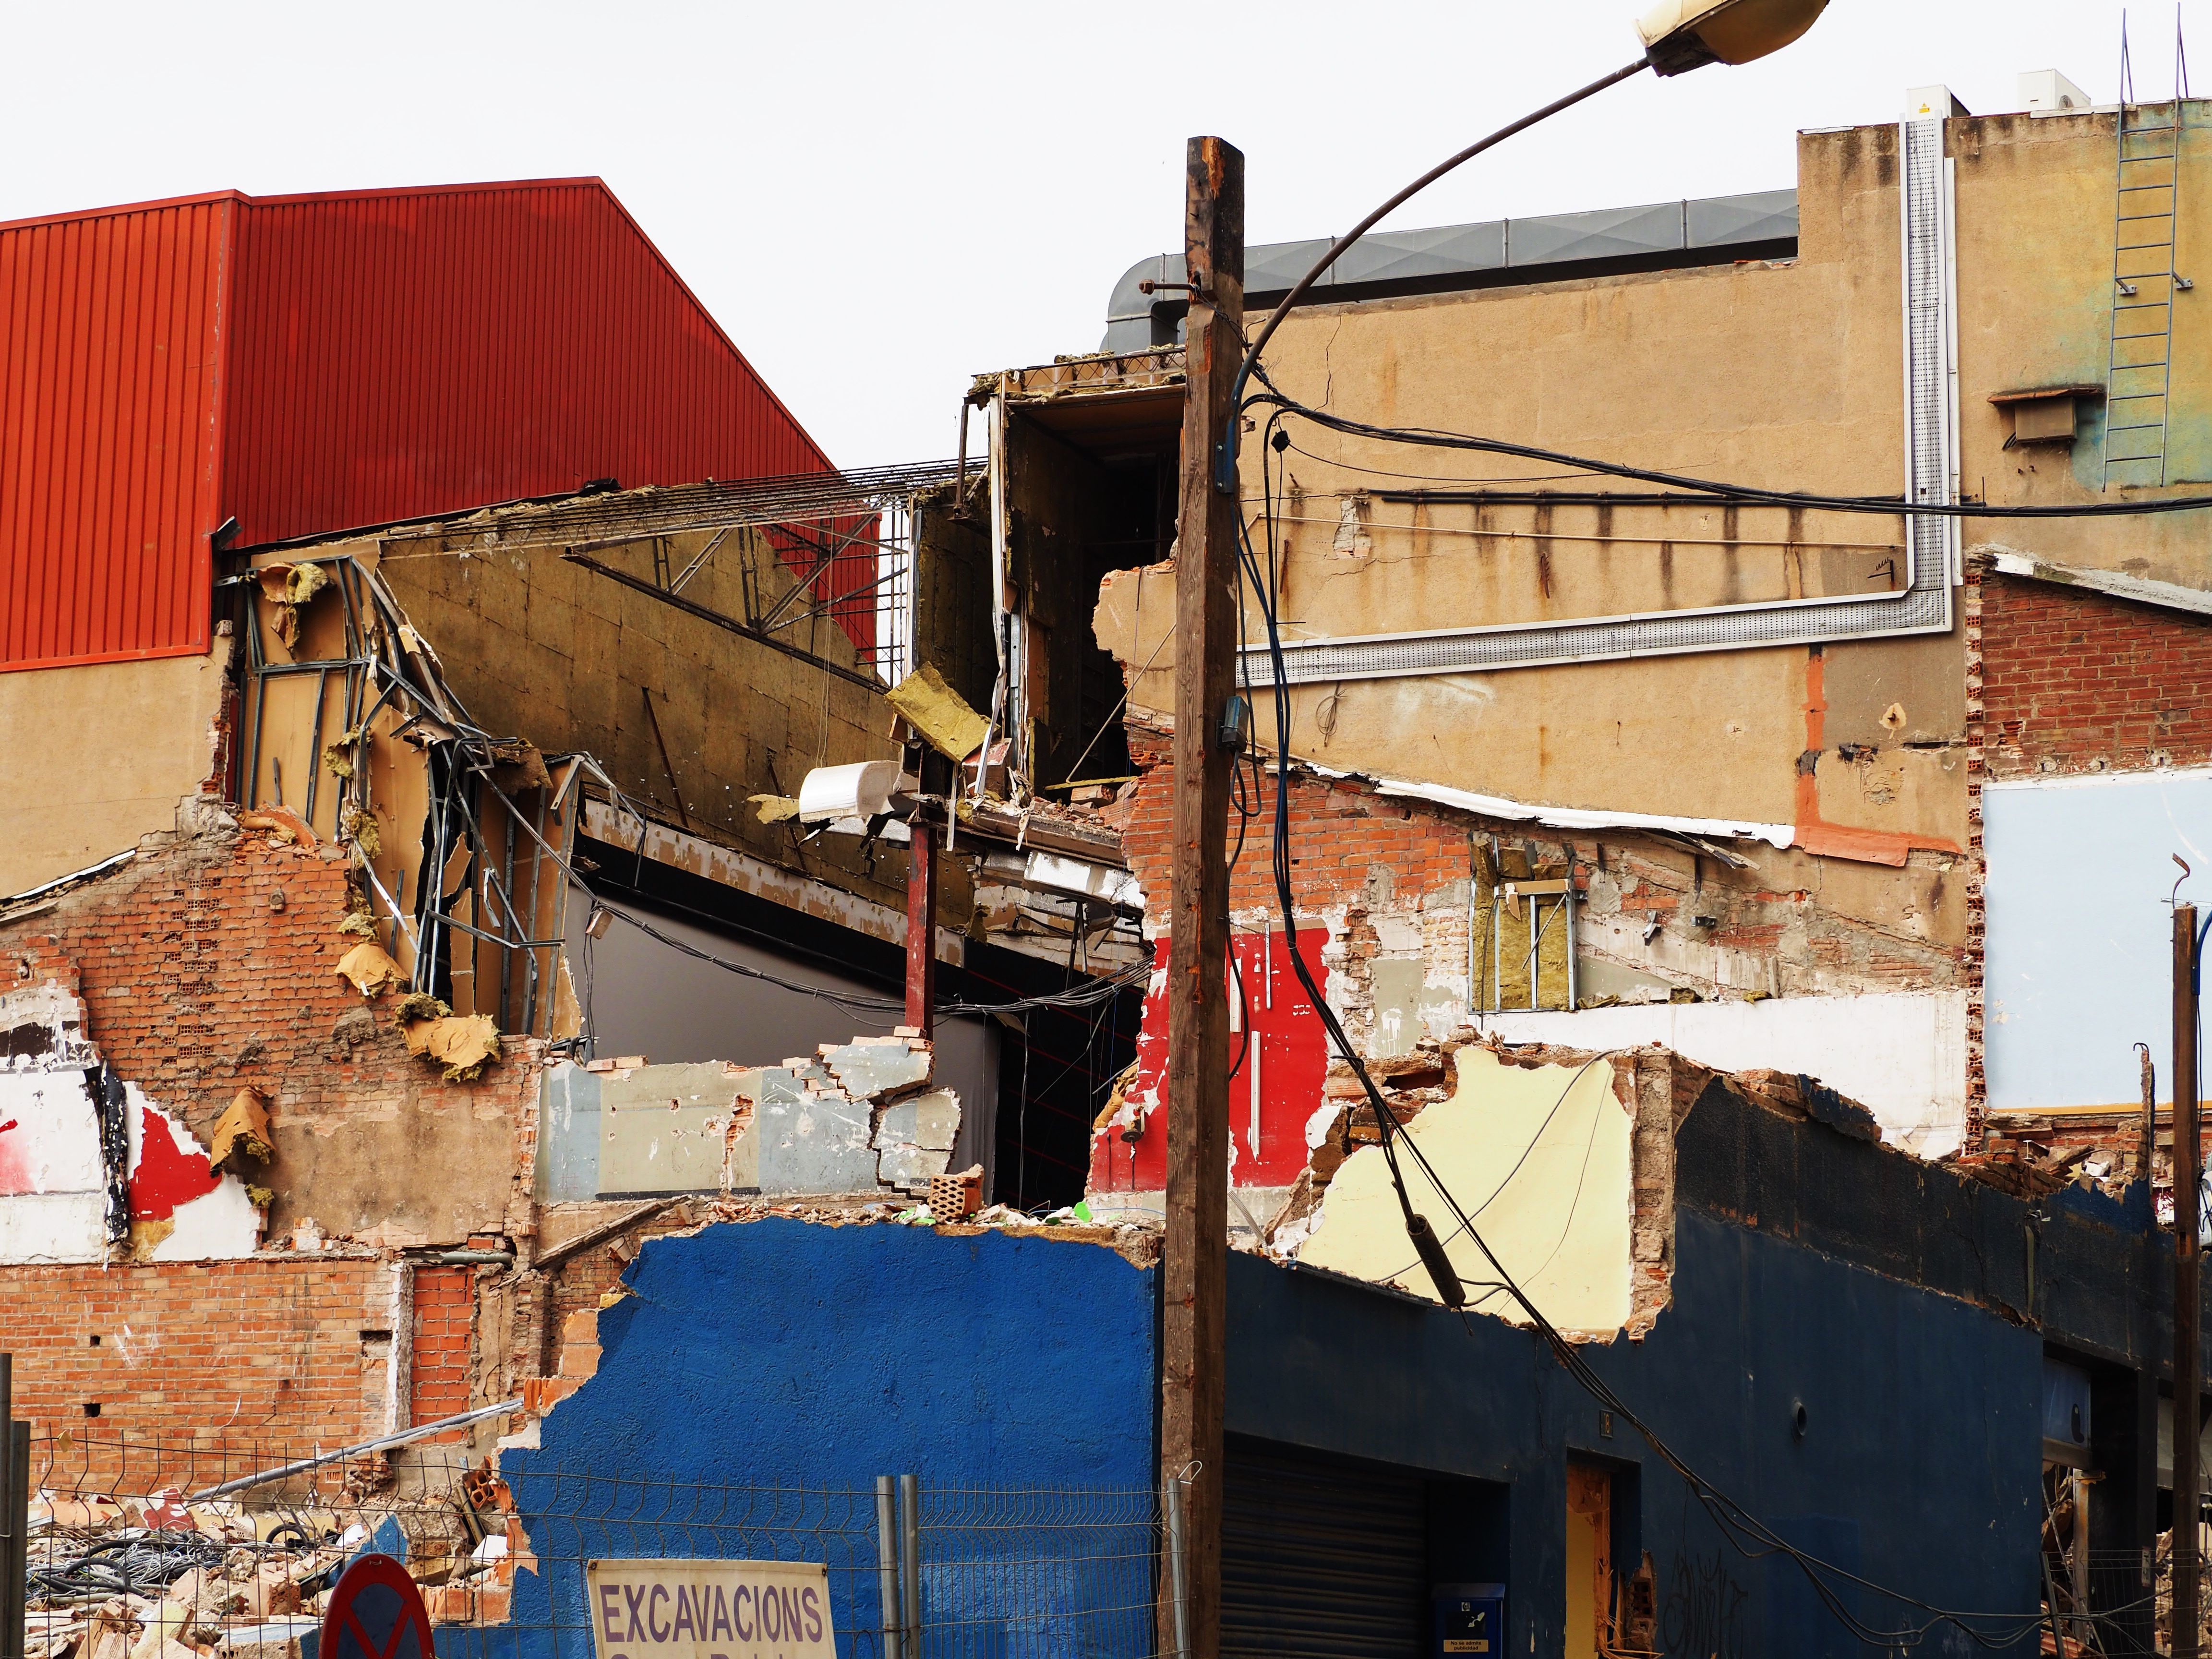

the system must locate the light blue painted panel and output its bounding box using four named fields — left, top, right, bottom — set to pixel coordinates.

left=536, top=1062, right=601, bottom=1201
left=1984, top=771, right=2212, bottom=1109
